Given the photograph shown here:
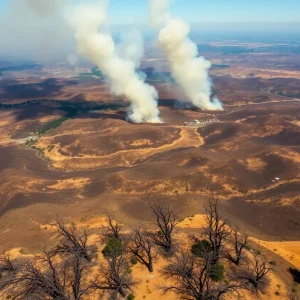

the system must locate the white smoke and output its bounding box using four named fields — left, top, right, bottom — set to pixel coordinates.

left=149, top=0, right=223, bottom=111
left=24, top=0, right=62, bottom=16
left=116, top=29, right=144, bottom=68
left=0, top=0, right=73, bottom=61
left=68, top=1, right=160, bottom=123
left=67, top=54, right=79, bottom=68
